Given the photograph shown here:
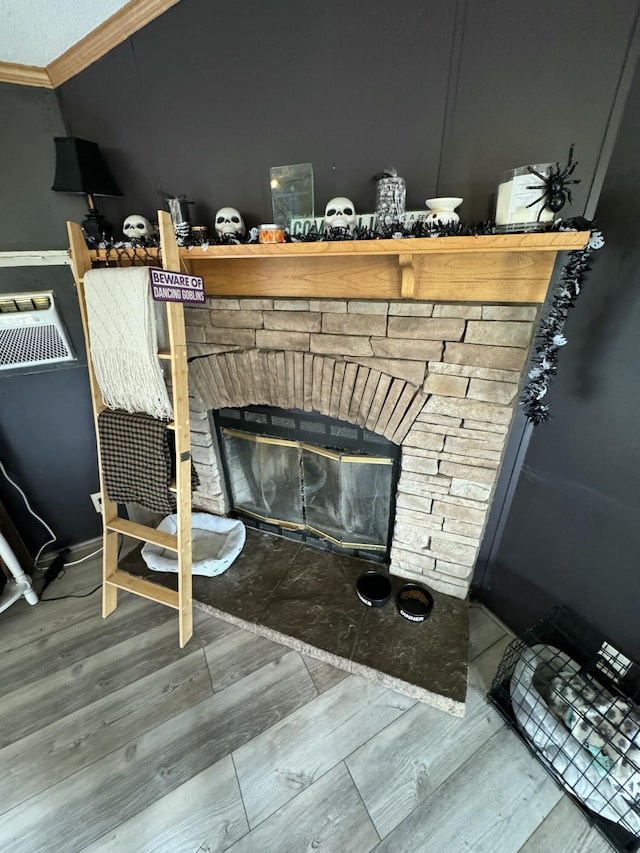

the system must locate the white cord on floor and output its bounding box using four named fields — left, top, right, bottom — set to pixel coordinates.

left=0, top=458, right=104, bottom=571
left=0, top=458, right=56, bottom=568
left=64, top=547, right=103, bottom=567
